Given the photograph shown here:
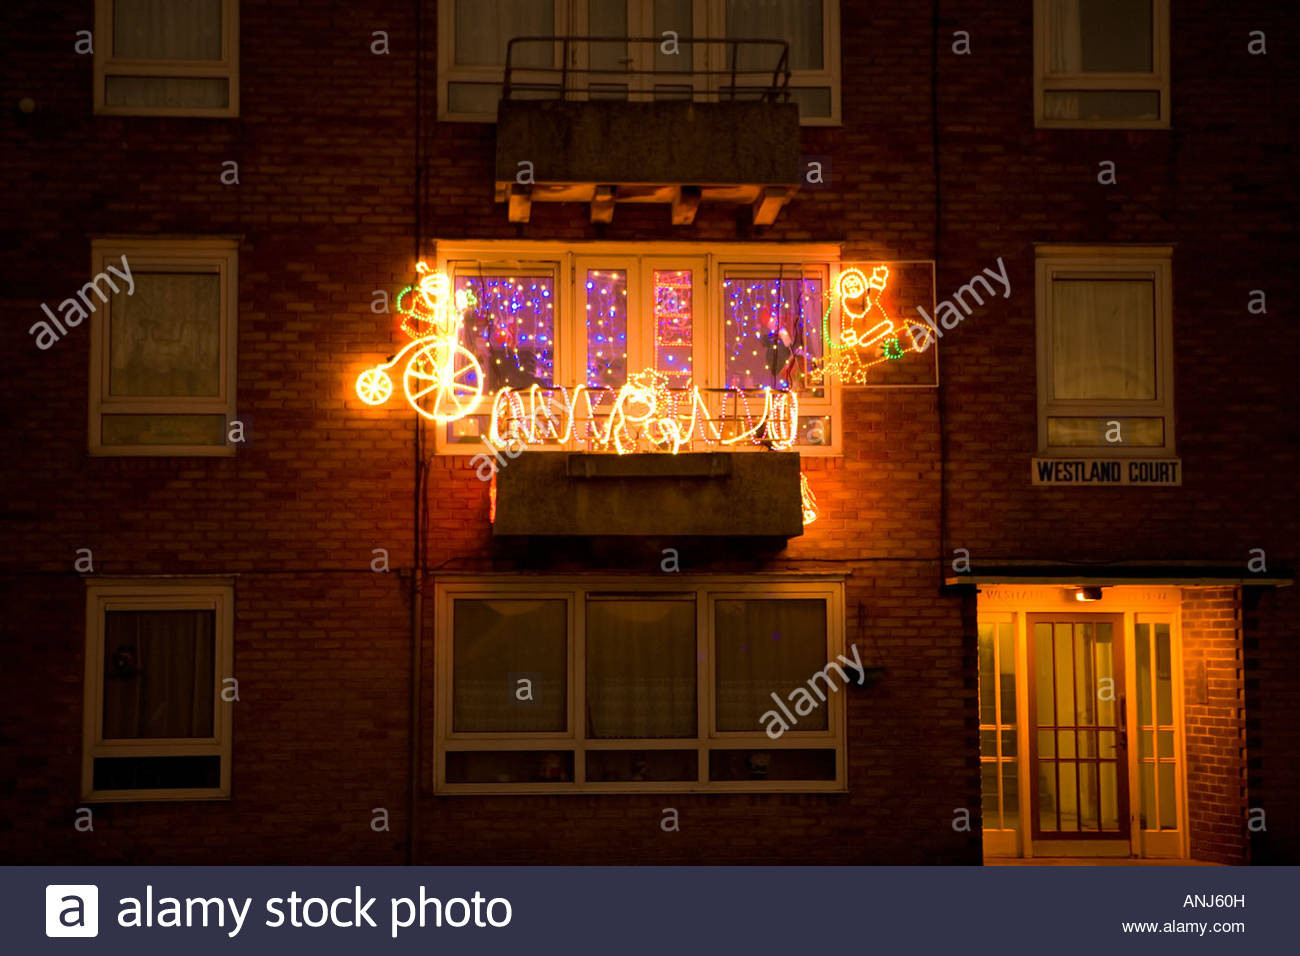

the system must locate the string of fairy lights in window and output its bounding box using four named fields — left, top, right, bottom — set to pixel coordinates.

left=723, top=272, right=824, bottom=390
left=454, top=272, right=556, bottom=389
left=585, top=270, right=629, bottom=387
